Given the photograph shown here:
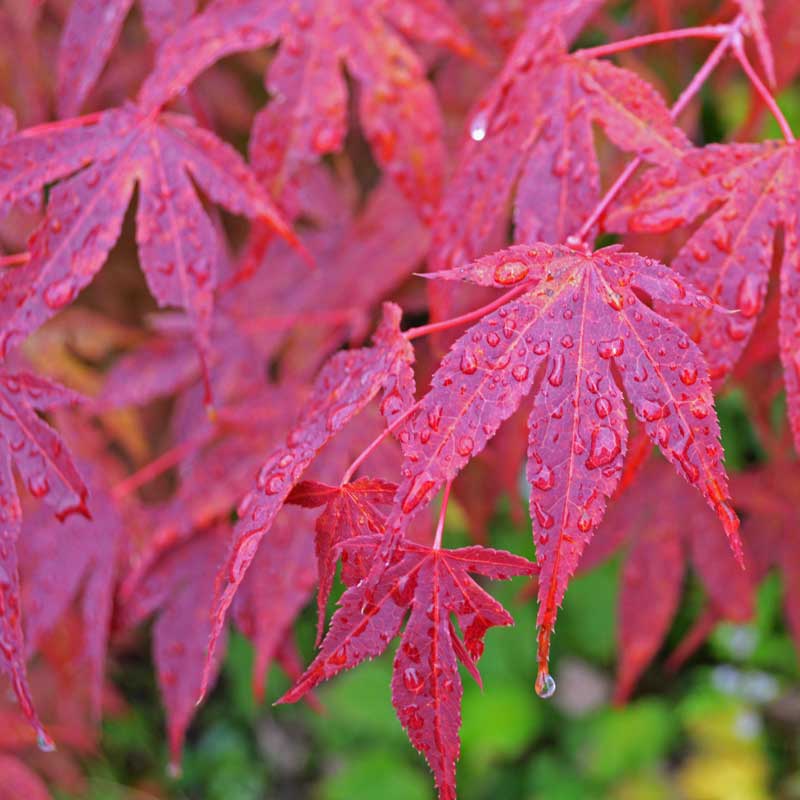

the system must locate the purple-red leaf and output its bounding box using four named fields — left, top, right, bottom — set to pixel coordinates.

left=395, top=243, right=739, bottom=687
left=0, top=106, right=293, bottom=358
left=280, top=535, right=536, bottom=800
left=57, top=0, right=197, bottom=118
left=199, top=303, right=414, bottom=698
left=431, top=23, right=689, bottom=269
